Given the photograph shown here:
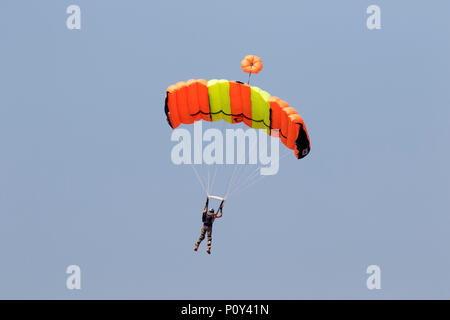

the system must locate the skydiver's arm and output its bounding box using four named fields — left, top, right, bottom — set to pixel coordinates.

left=203, top=197, right=209, bottom=214
left=216, top=201, right=224, bottom=218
